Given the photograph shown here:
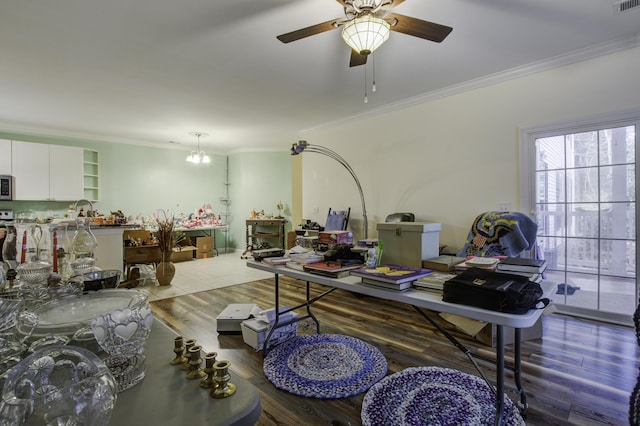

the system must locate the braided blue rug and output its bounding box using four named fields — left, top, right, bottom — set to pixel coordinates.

left=361, top=367, right=525, bottom=426
left=263, top=334, right=387, bottom=399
